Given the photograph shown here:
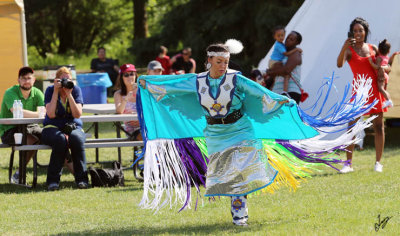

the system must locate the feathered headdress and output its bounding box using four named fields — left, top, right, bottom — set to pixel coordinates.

left=224, top=39, right=244, bottom=54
